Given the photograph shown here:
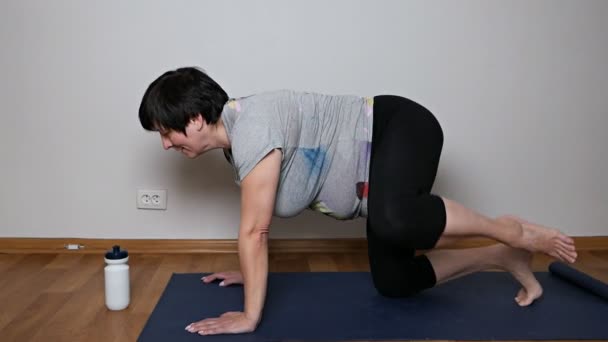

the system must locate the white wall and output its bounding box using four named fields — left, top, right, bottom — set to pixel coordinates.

left=1, top=0, right=607, bottom=238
